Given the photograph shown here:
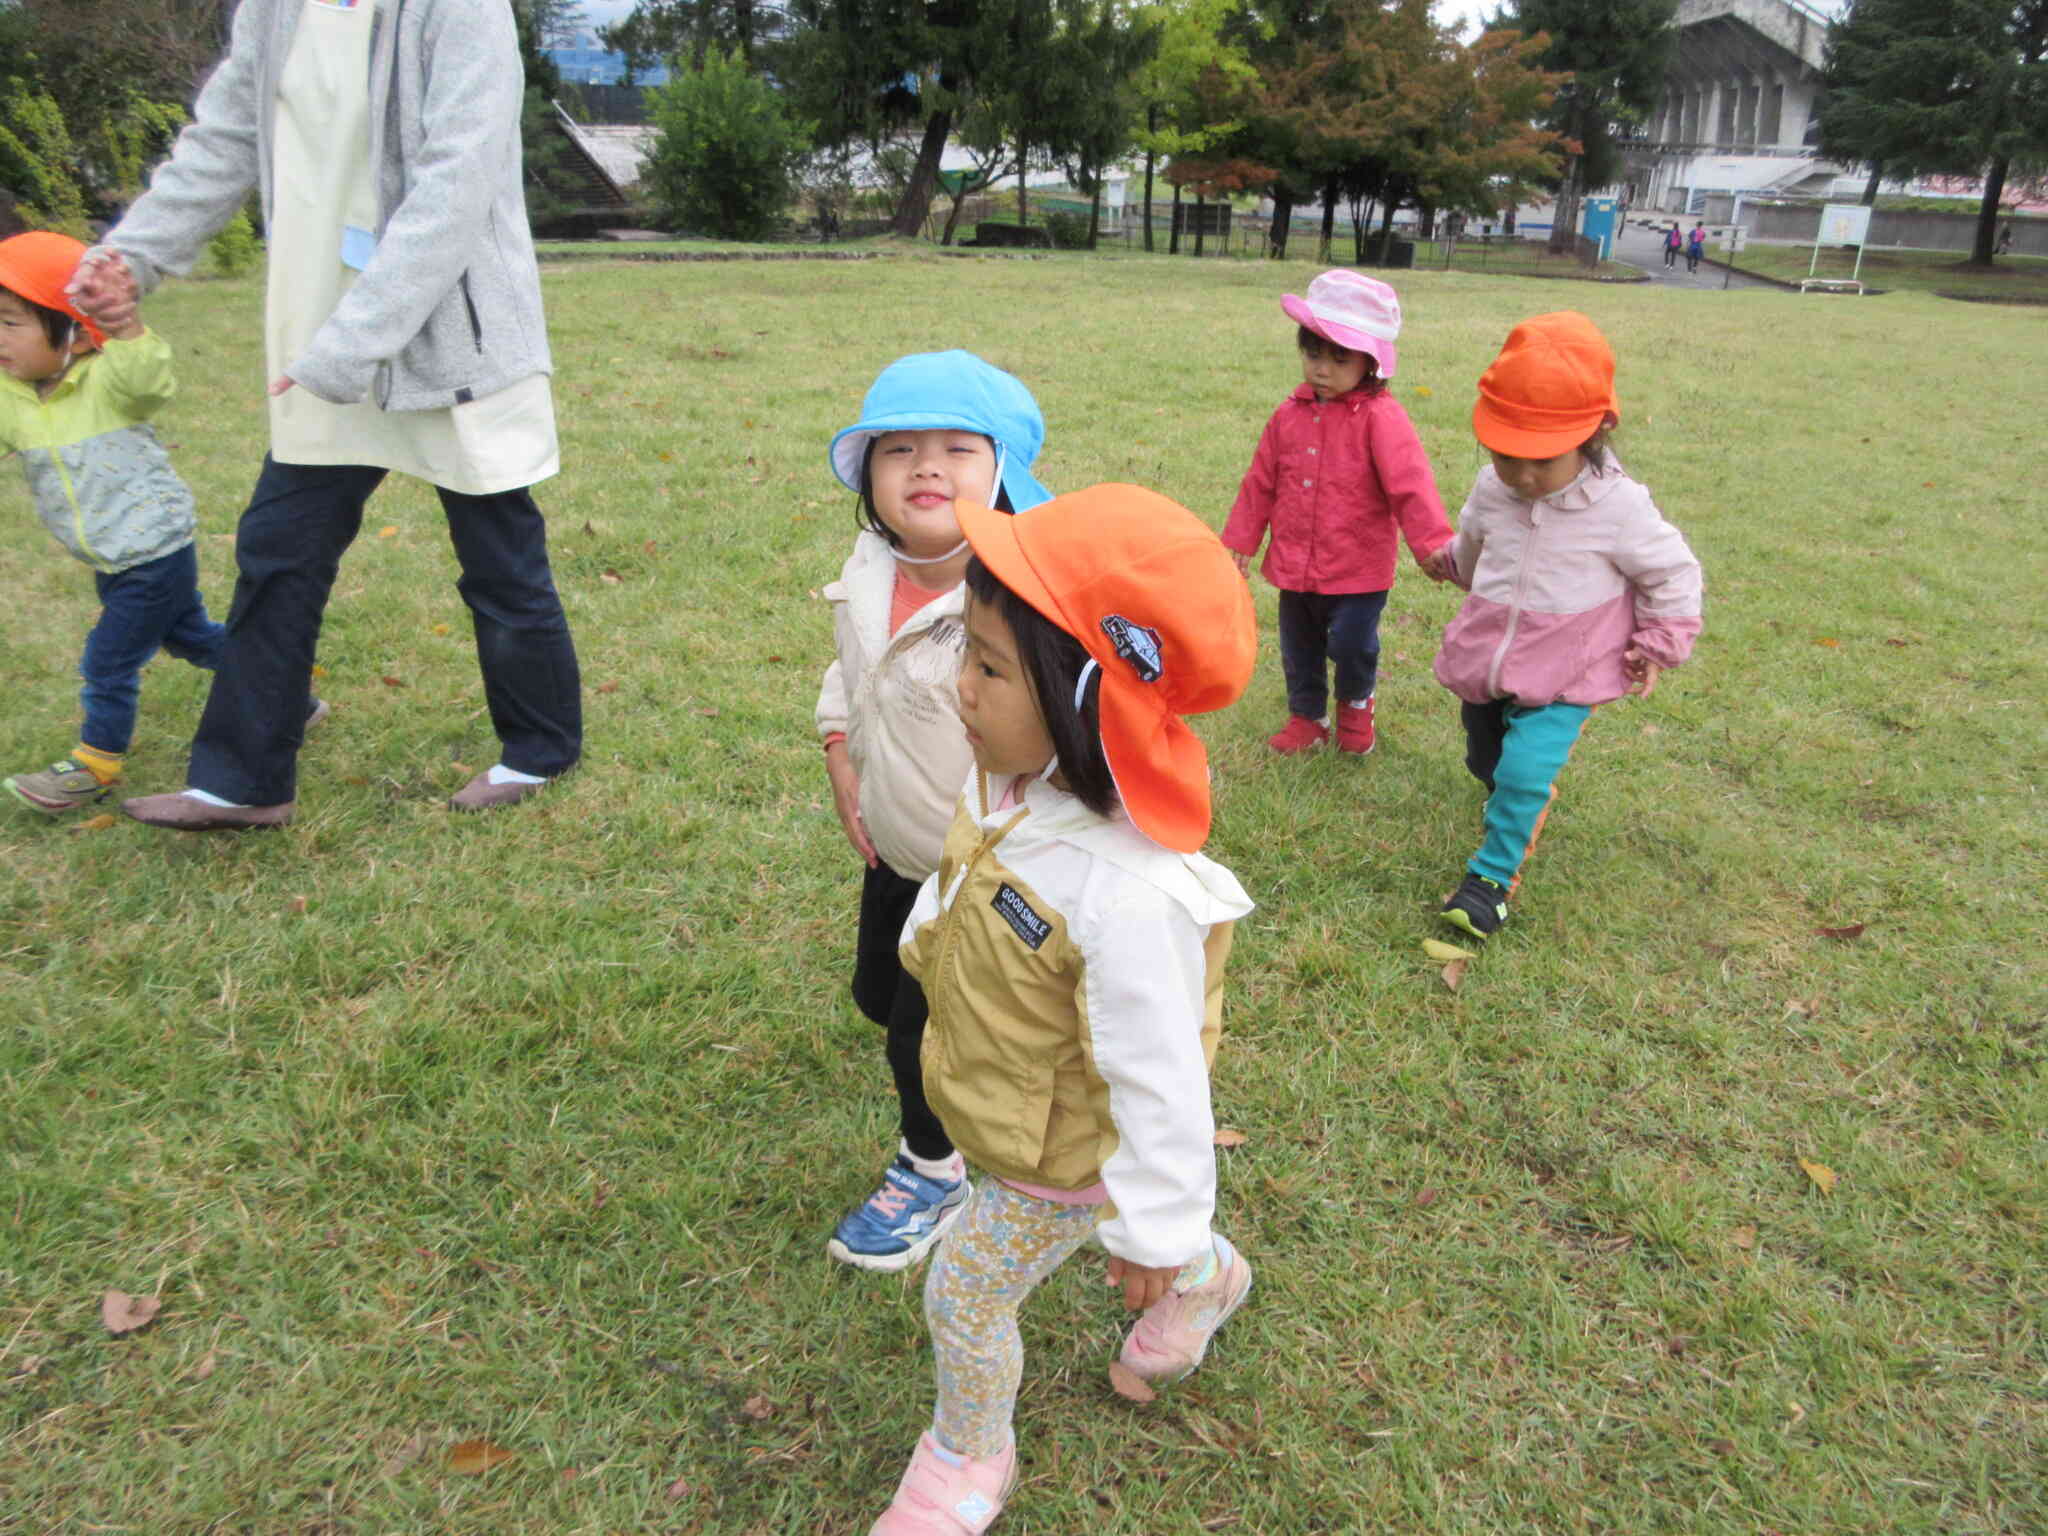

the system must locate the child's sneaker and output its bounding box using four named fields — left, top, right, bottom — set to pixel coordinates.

left=1117, top=1236, right=1252, bottom=1386
left=870, top=1430, right=1015, bottom=1535
left=1440, top=873, right=1510, bottom=940
left=1266, top=715, right=1329, bottom=754
left=5, top=759, right=113, bottom=815
left=828, top=1158, right=970, bottom=1272
left=1334, top=698, right=1376, bottom=754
